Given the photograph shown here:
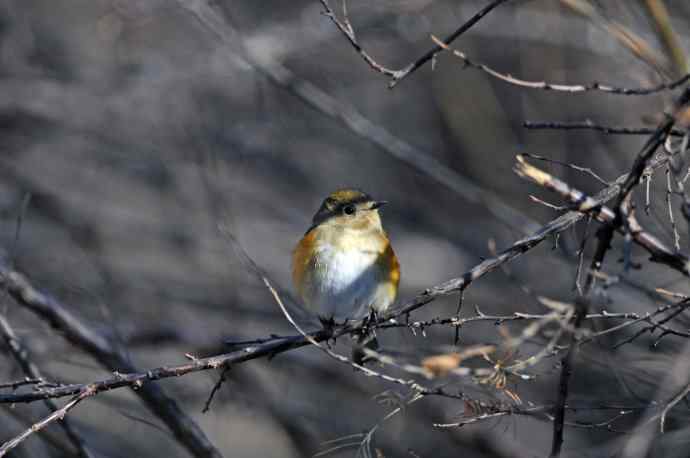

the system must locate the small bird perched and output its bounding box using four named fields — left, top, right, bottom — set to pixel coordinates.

left=292, top=189, right=400, bottom=360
